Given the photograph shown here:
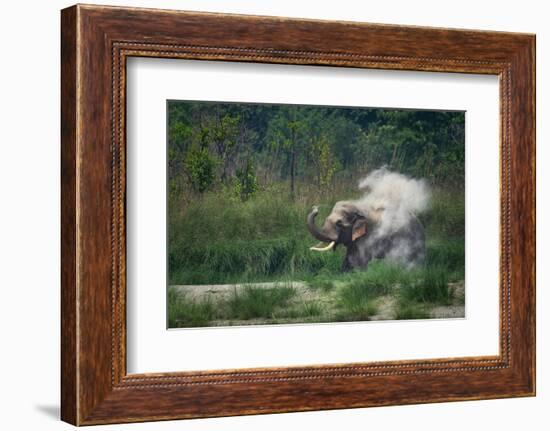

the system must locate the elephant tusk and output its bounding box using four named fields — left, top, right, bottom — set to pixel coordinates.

left=310, top=241, right=335, bottom=252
